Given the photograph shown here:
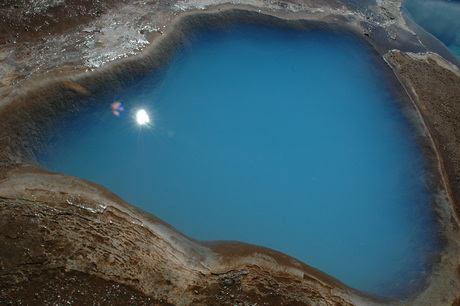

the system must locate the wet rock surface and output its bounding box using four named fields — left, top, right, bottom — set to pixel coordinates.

left=1, top=0, right=460, bottom=305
